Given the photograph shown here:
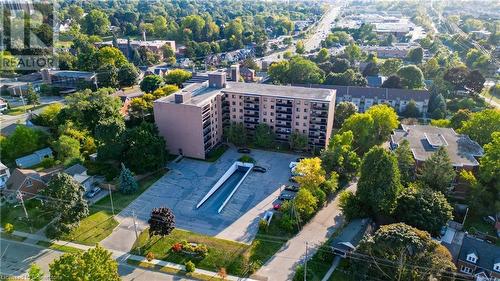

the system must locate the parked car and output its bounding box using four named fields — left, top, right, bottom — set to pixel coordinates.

left=296, top=157, right=305, bottom=162
left=483, top=216, right=496, bottom=225
left=284, top=185, right=299, bottom=192
left=238, top=148, right=251, bottom=153
left=86, top=187, right=101, bottom=198
left=289, top=177, right=297, bottom=183
left=278, top=193, right=295, bottom=201
left=273, top=203, right=281, bottom=210
left=253, top=166, right=267, bottom=173
left=289, top=162, right=299, bottom=169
